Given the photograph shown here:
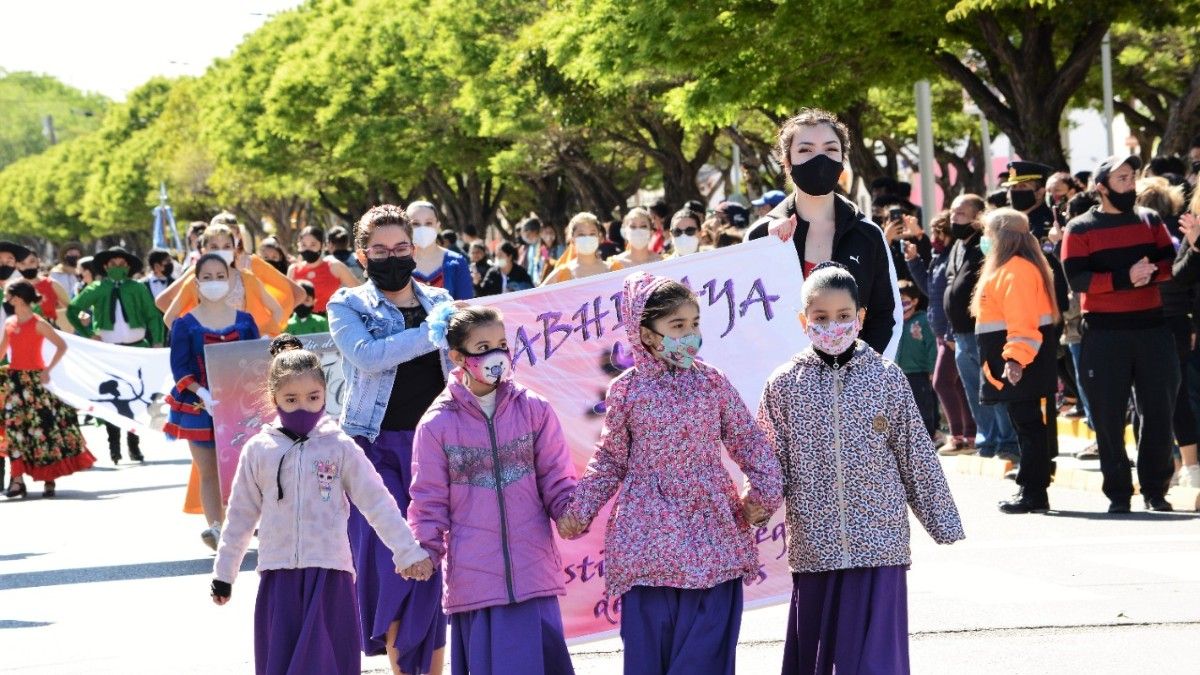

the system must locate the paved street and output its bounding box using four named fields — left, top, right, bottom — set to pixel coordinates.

left=2, top=425, right=1197, bottom=674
